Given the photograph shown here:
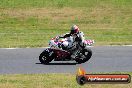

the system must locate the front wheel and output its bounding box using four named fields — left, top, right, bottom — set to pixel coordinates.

left=39, top=50, right=53, bottom=64
left=75, top=48, right=92, bottom=64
